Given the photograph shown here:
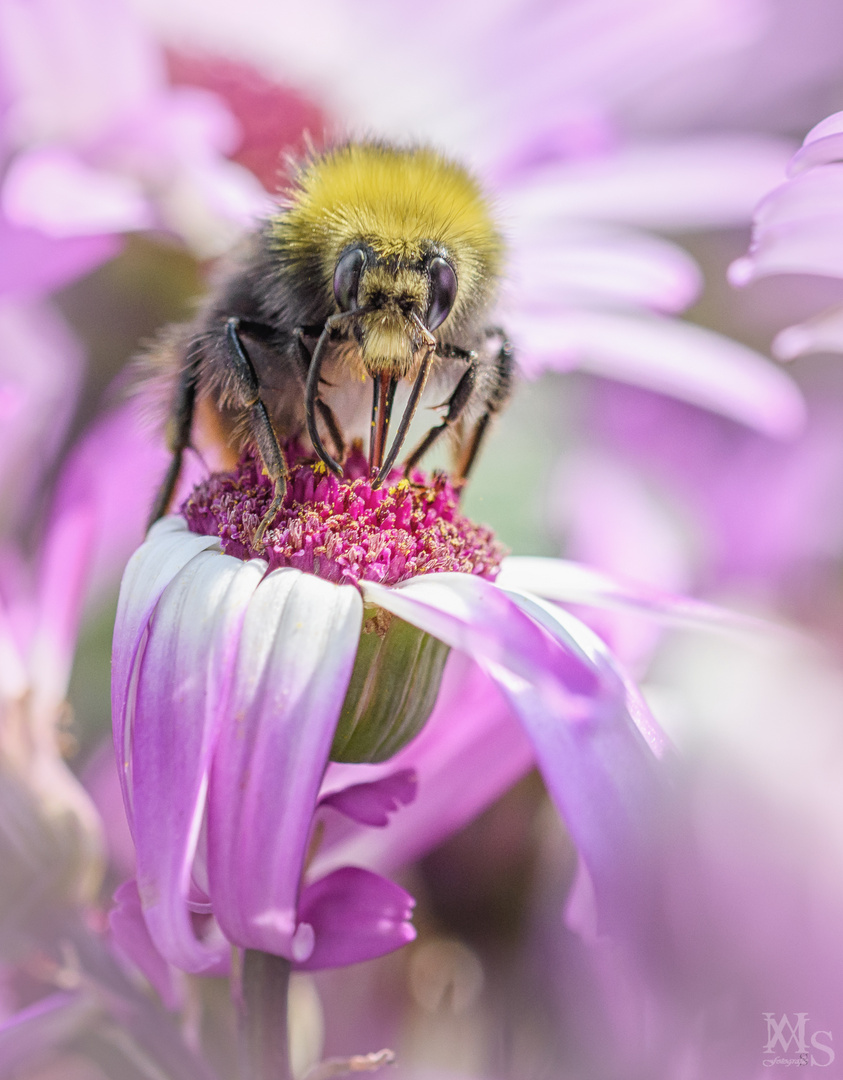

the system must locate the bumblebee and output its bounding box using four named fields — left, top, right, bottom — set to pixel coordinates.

left=150, top=141, right=515, bottom=546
